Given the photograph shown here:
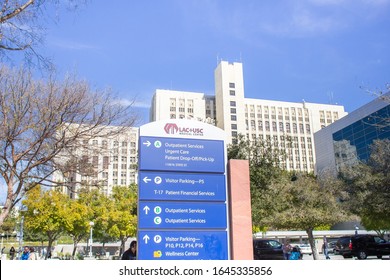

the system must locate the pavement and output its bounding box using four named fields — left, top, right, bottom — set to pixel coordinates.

left=302, top=253, right=343, bottom=260
left=302, top=253, right=390, bottom=260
